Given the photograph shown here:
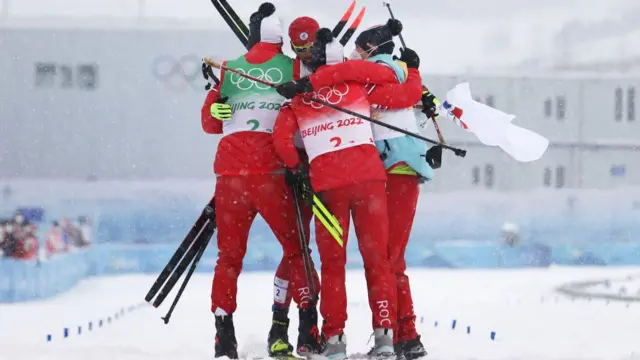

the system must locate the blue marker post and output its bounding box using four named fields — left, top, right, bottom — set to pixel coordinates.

left=89, top=322, right=93, bottom=331
left=466, top=326, right=471, bottom=334
left=47, top=334, right=52, bottom=342
left=490, top=331, right=496, bottom=340
left=451, top=320, right=457, bottom=329
left=63, top=328, right=69, bottom=338
left=78, top=326, right=82, bottom=335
